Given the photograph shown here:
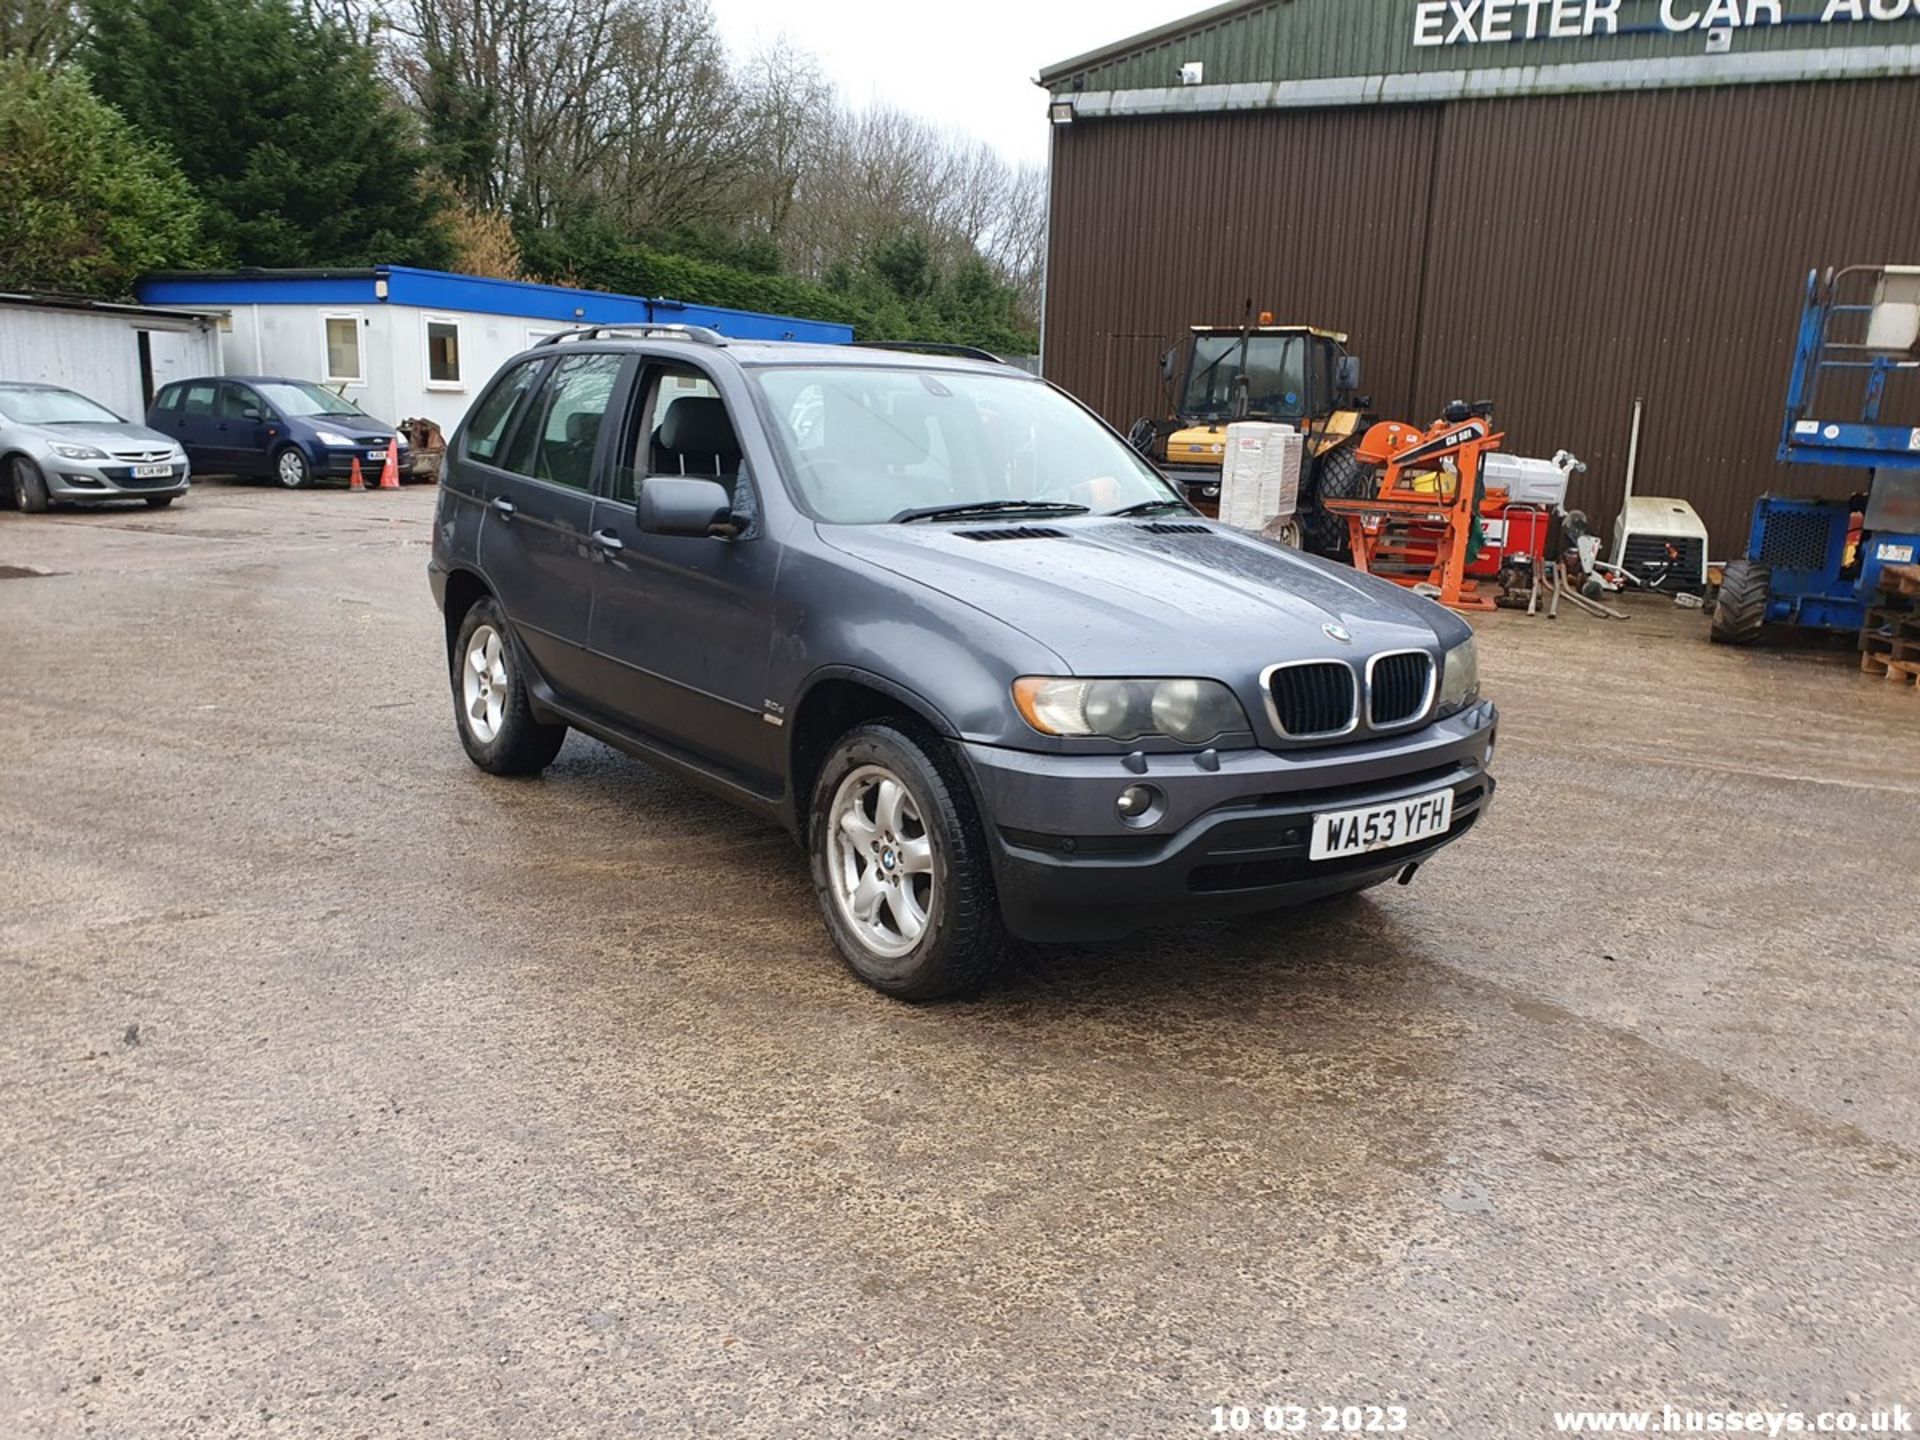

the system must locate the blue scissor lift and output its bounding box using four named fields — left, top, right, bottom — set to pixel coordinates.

left=1712, top=264, right=1920, bottom=645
